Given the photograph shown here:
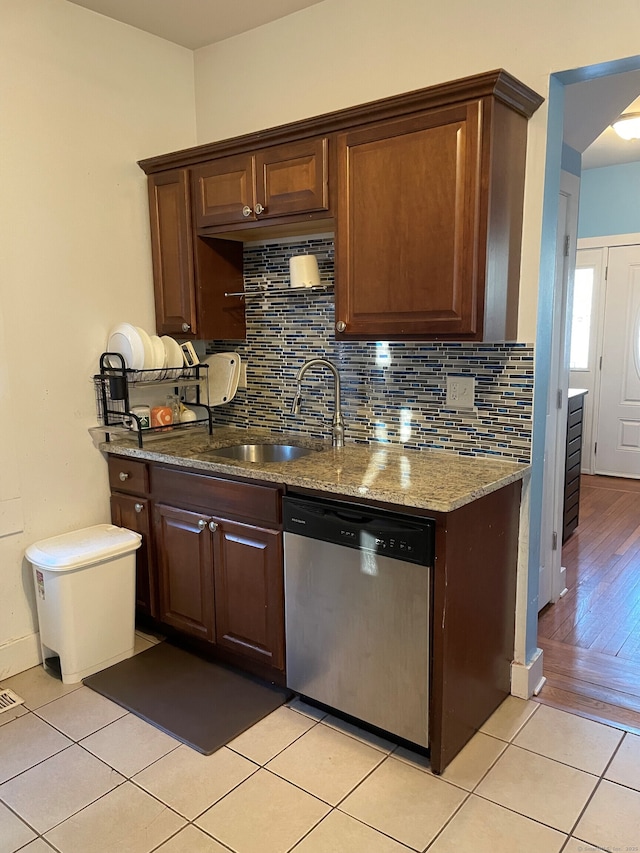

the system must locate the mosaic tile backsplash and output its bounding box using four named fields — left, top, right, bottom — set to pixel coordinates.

left=205, top=236, right=534, bottom=463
